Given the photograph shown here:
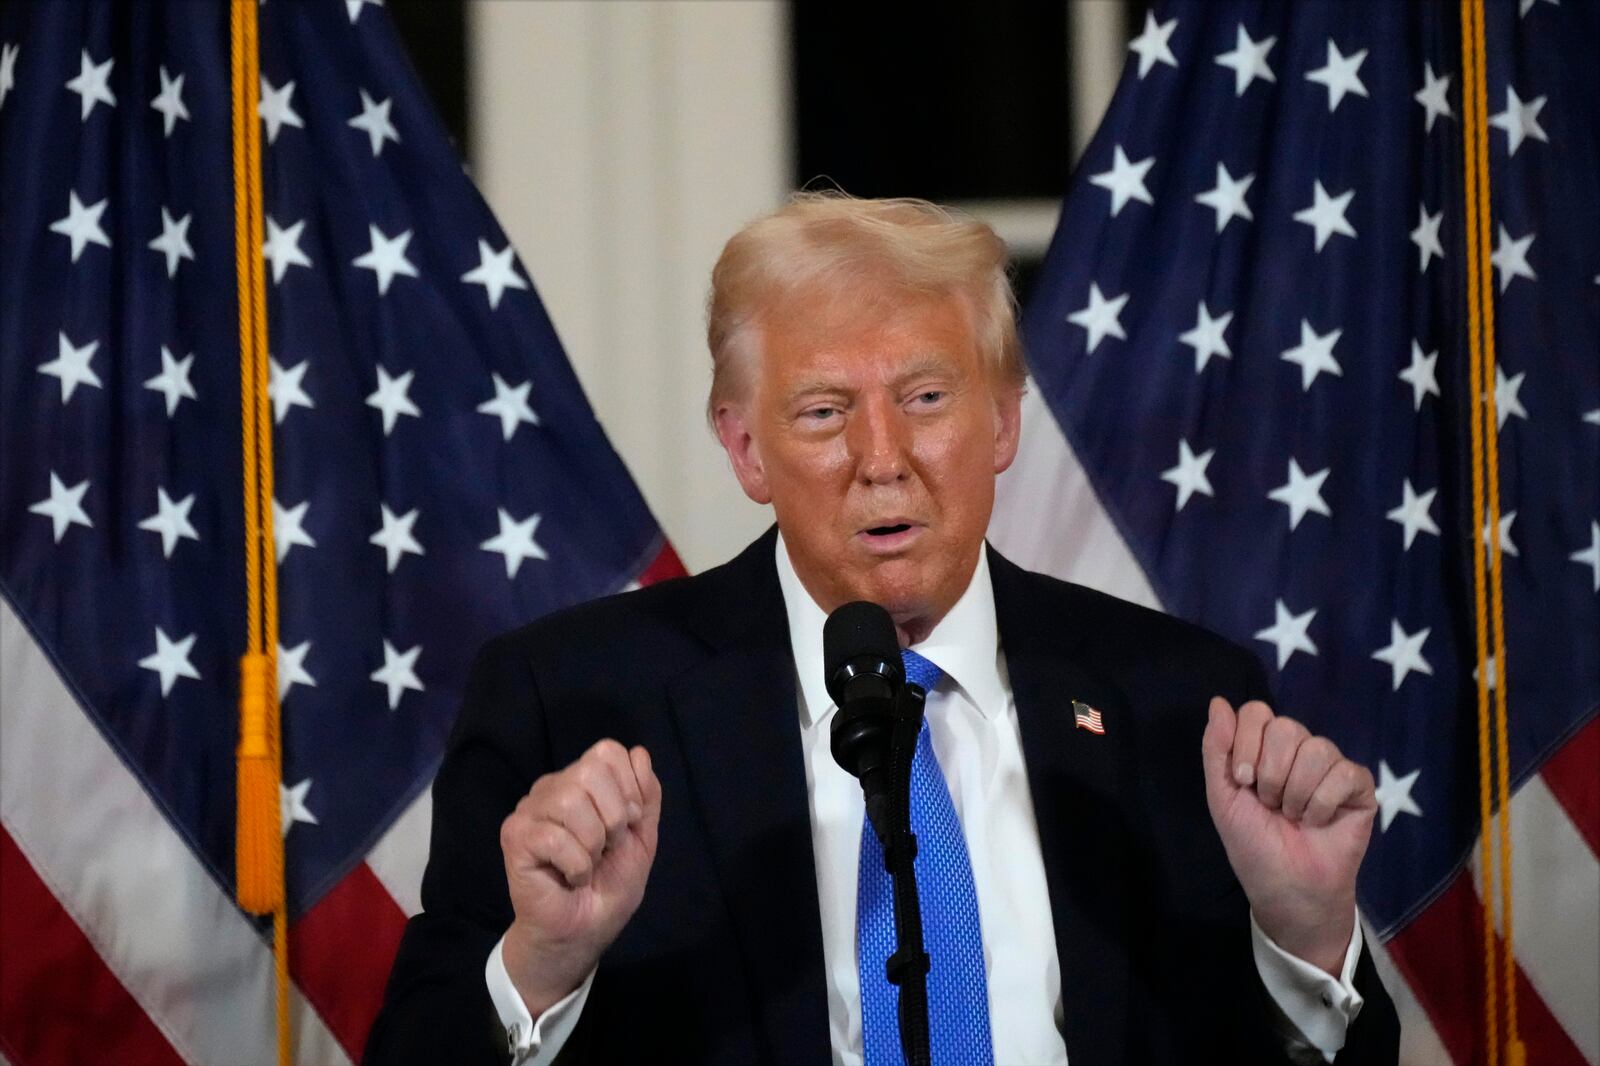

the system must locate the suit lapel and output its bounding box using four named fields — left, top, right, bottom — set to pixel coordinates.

left=990, top=547, right=1133, bottom=1066
left=664, top=529, right=831, bottom=1064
